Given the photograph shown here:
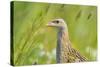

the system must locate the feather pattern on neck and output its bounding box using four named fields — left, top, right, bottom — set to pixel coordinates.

left=56, top=27, right=71, bottom=63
